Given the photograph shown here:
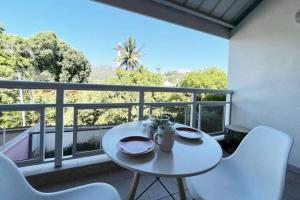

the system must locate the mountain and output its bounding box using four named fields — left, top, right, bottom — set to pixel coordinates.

left=88, top=66, right=189, bottom=85
left=88, top=65, right=116, bottom=83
